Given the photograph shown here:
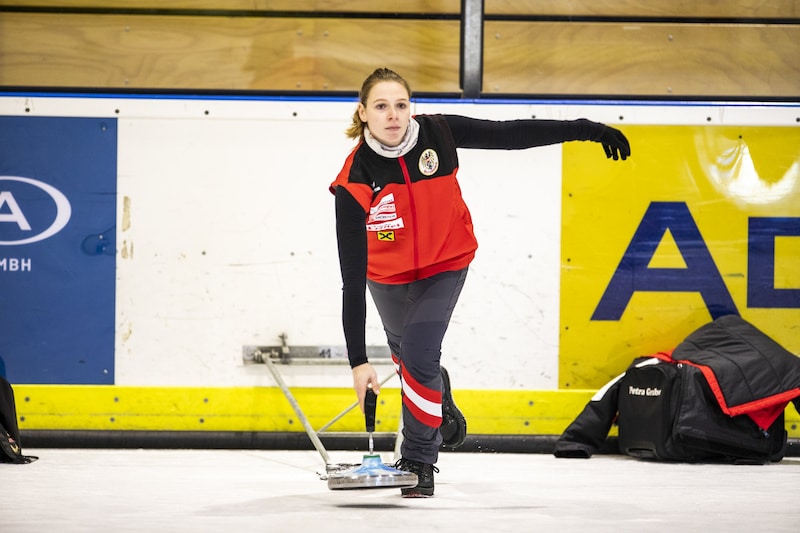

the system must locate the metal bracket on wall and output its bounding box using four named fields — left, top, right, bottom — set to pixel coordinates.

left=242, top=335, right=399, bottom=468
left=243, top=334, right=391, bottom=366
